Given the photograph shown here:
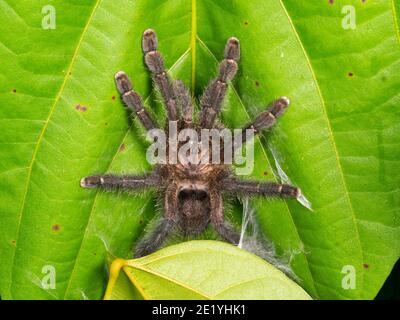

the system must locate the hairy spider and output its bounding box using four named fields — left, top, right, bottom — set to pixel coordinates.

left=80, top=29, right=300, bottom=258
